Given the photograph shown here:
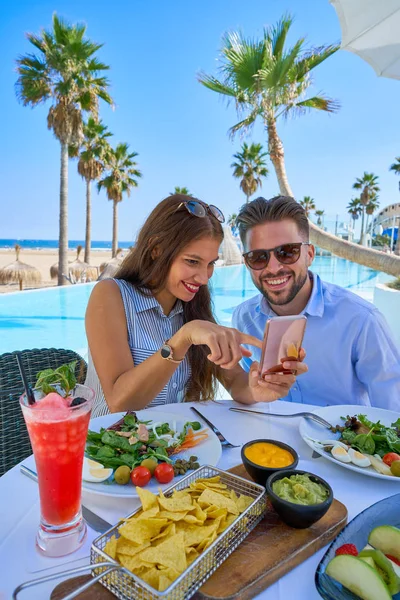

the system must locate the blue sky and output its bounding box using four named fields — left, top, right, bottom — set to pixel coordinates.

left=1, top=0, right=400, bottom=241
